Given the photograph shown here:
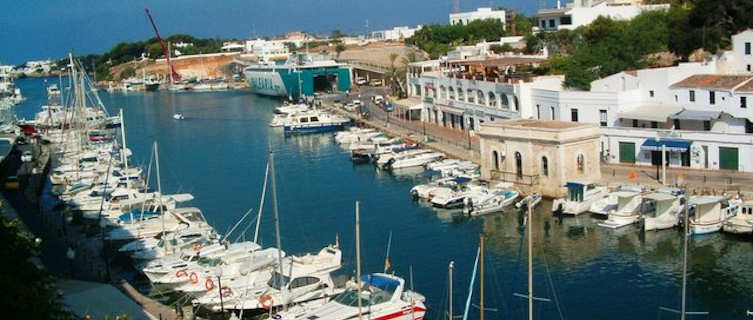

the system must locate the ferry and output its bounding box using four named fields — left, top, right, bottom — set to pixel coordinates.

left=243, top=54, right=351, bottom=99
